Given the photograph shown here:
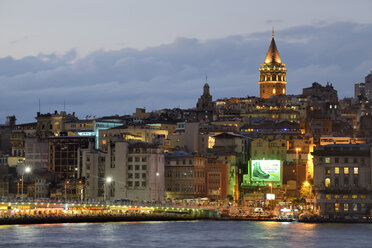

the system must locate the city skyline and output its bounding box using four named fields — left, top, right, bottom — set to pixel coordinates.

left=0, top=1, right=371, bottom=123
